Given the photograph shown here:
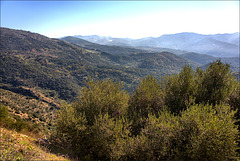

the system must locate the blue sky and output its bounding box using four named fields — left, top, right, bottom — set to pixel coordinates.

left=1, top=1, right=239, bottom=39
